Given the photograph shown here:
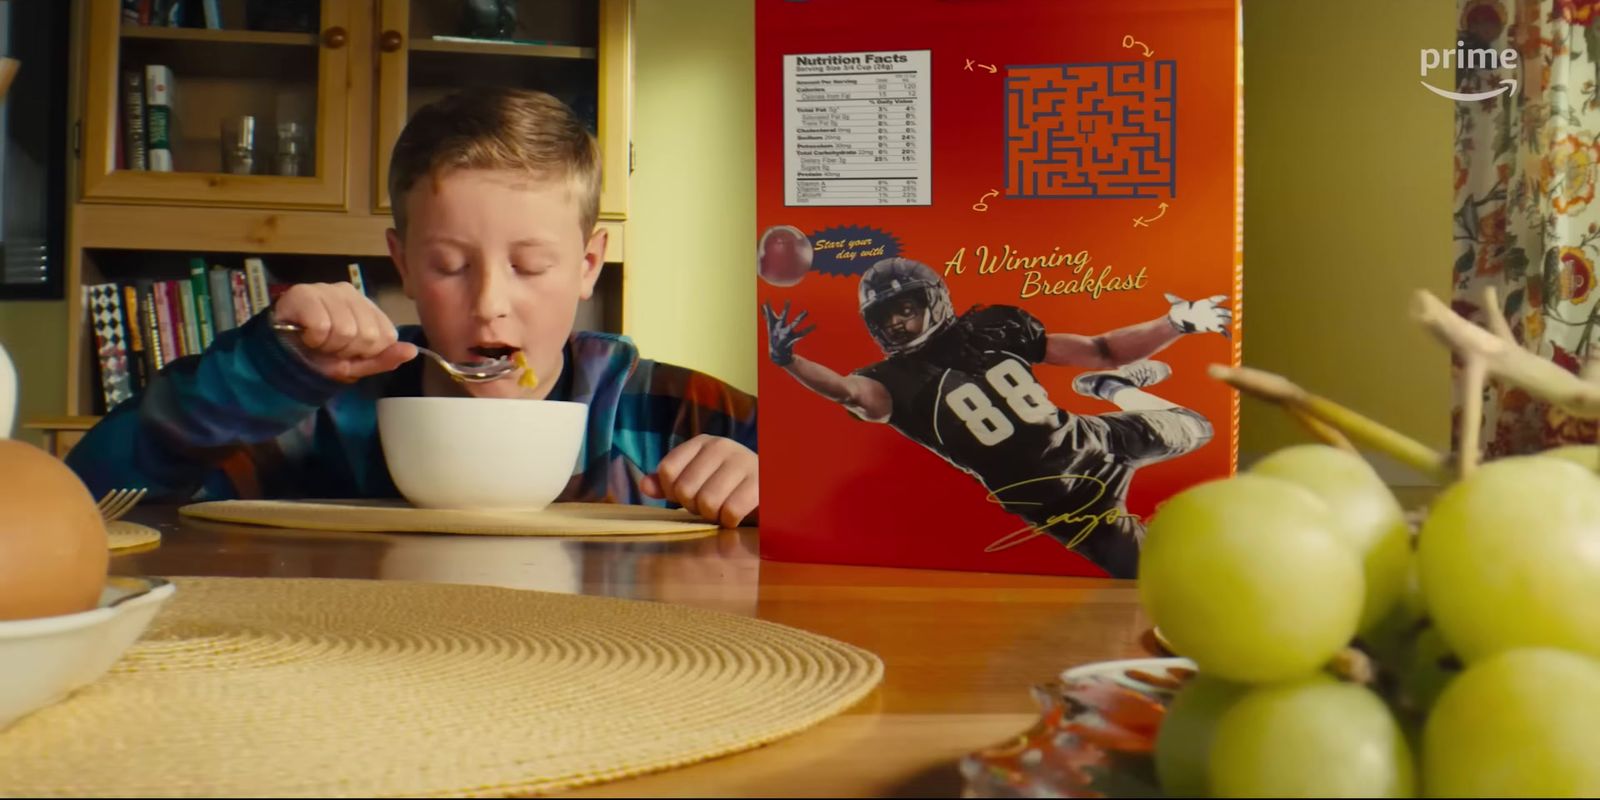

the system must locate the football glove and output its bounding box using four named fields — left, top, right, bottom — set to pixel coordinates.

left=1165, top=293, right=1232, bottom=338
left=762, top=300, right=816, bottom=366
